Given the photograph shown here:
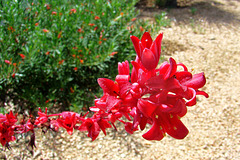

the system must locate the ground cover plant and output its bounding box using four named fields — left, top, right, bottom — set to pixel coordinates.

left=0, top=31, right=208, bottom=152
left=0, top=0, right=154, bottom=112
